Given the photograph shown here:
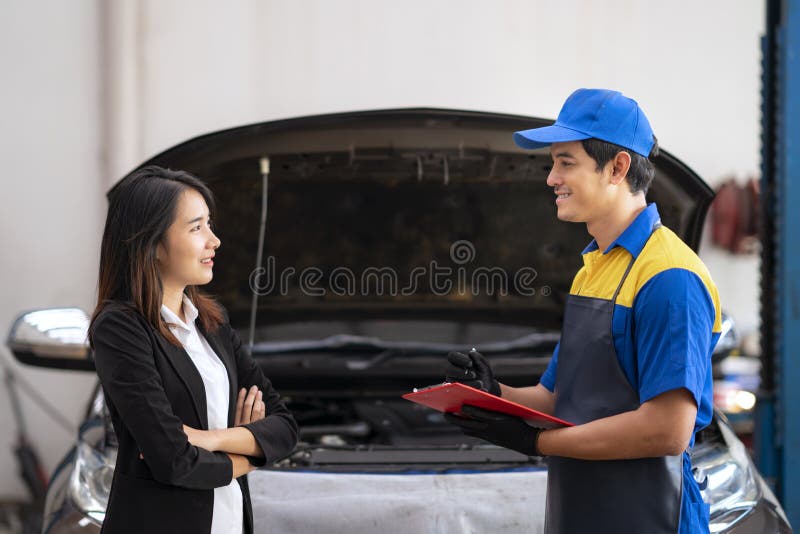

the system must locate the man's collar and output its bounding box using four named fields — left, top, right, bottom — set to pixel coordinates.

left=581, top=203, right=661, bottom=259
